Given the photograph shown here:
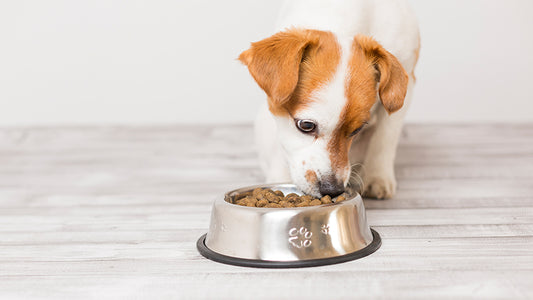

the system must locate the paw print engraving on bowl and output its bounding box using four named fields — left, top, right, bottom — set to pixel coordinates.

left=288, top=227, right=313, bottom=248
left=321, top=224, right=330, bottom=235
